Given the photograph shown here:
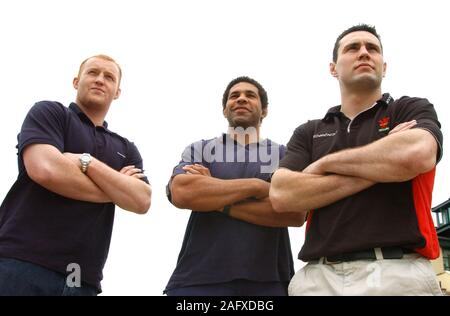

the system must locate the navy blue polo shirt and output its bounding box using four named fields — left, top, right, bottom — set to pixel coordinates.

left=0, top=101, right=148, bottom=291
left=279, top=94, right=443, bottom=261
left=165, top=134, right=294, bottom=292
